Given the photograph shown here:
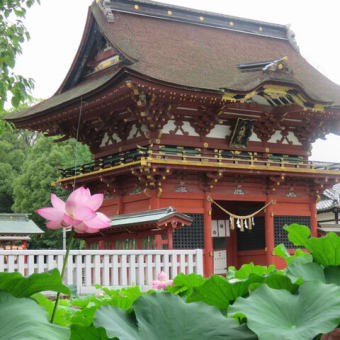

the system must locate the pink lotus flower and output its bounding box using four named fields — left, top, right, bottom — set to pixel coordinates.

left=152, top=271, right=173, bottom=290
left=96, top=291, right=105, bottom=297
left=36, top=187, right=111, bottom=233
